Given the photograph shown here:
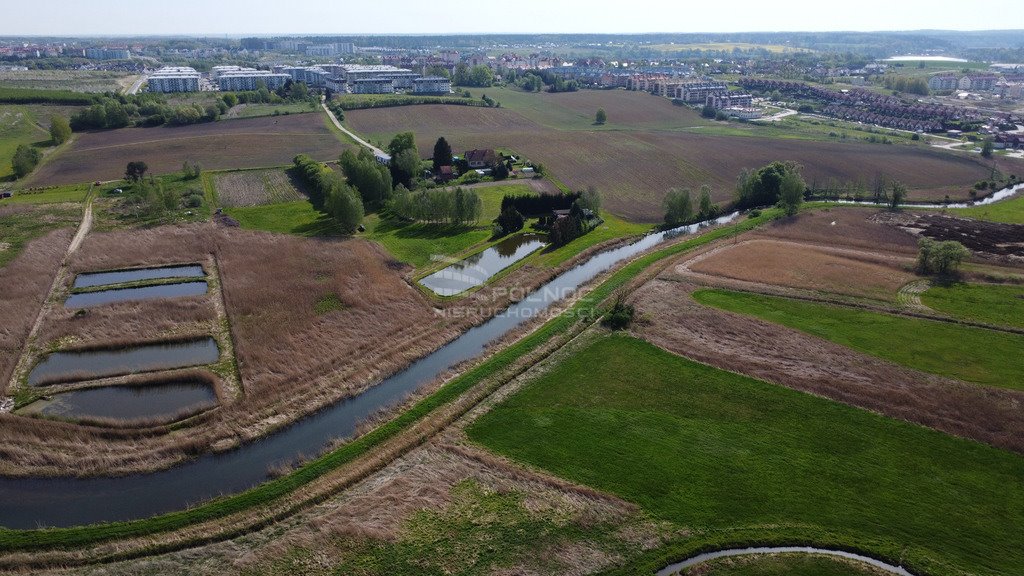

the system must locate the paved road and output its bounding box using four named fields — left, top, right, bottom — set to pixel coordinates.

left=320, top=100, right=389, bottom=159
left=126, top=74, right=146, bottom=95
